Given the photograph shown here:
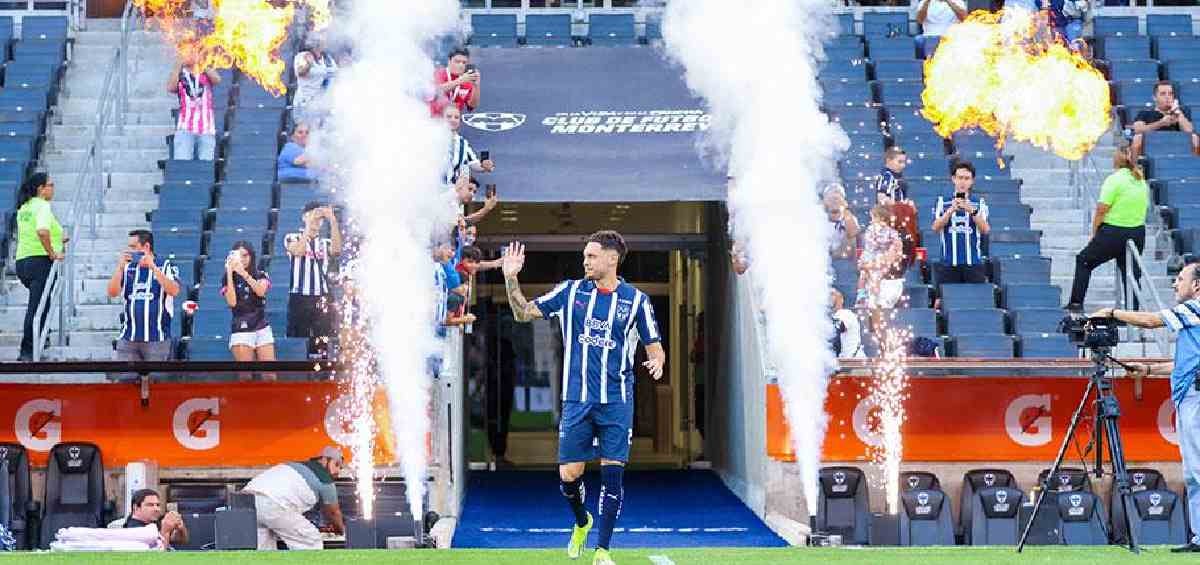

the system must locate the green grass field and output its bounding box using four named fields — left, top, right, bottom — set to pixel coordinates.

left=1, top=547, right=1191, bottom=564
